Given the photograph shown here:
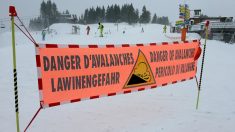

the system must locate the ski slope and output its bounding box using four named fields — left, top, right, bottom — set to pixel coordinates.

left=0, top=23, right=235, bottom=132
